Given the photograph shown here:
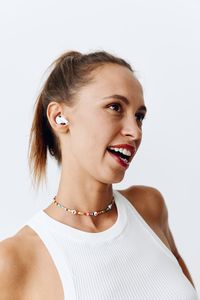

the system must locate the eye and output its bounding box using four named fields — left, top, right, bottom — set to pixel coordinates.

left=108, top=103, right=122, bottom=113
left=108, top=103, right=146, bottom=123
left=135, top=112, right=146, bottom=123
